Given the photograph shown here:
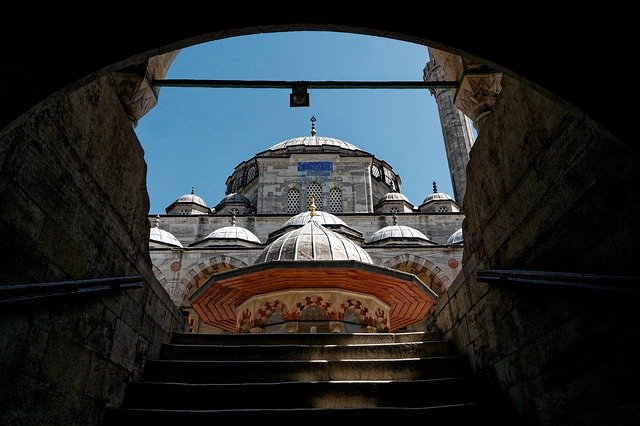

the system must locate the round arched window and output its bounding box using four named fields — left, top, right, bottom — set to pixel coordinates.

left=371, top=164, right=381, bottom=178
left=246, top=164, right=258, bottom=182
